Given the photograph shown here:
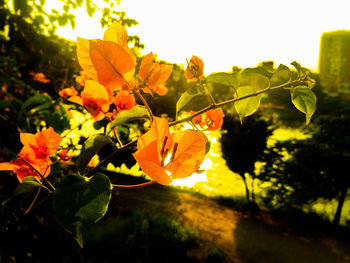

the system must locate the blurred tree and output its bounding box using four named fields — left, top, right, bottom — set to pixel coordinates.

left=257, top=94, right=350, bottom=225
left=220, top=112, right=274, bottom=206
left=0, top=0, right=143, bottom=154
